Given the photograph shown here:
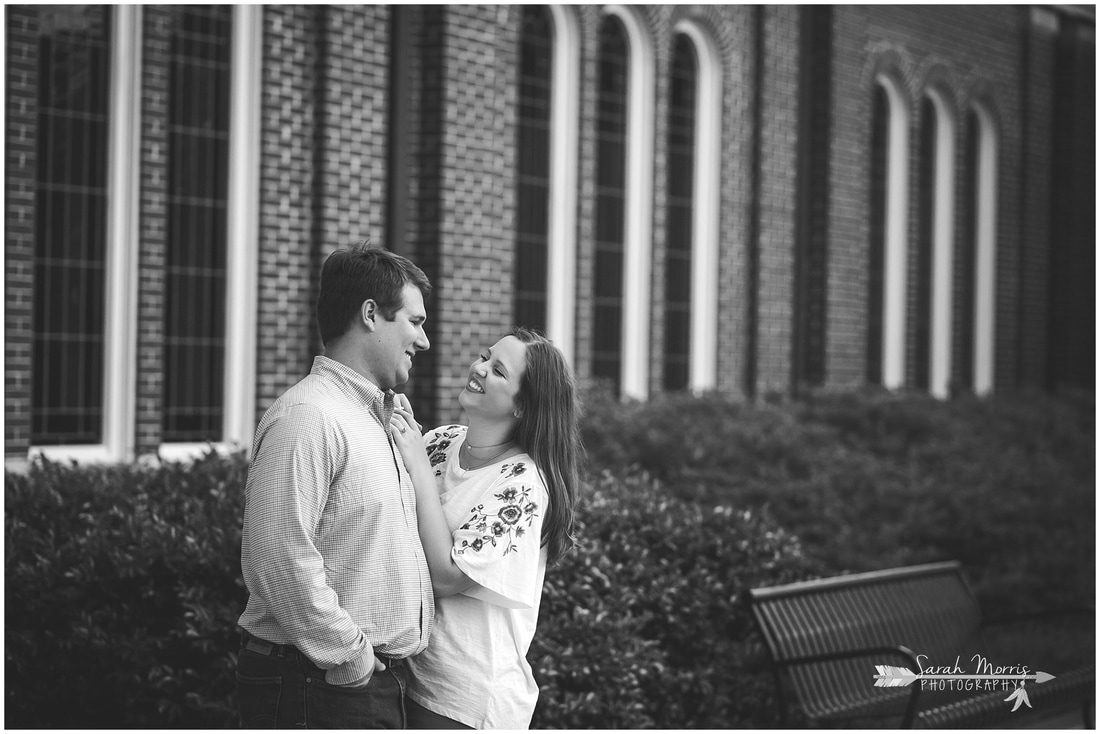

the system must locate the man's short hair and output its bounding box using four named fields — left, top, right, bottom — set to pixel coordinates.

left=316, top=243, right=432, bottom=346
